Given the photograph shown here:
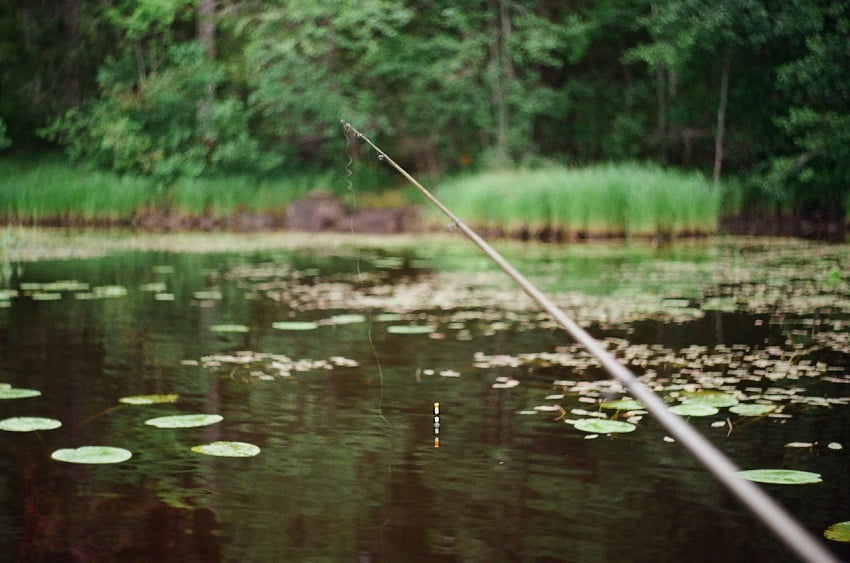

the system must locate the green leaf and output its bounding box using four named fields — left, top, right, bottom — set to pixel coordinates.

left=144, top=414, right=223, bottom=428
left=0, top=417, right=62, bottom=432
left=272, top=321, right=319, bottom=331
left=119, top=394, right=179, bottom=405
left=729, top=403, right=774, bottom=416
left=191, top=441, right=261, bottom=457
left=669, top=404, right=719, bottom=417
left=51, top=446, right=132, bottom=464
left=824, top=521, right=850, bottom=542
left=737, top=469, right=822, bottom=485
left=0, top=388, right=42, bottom=400
left=209, top=324, right=249, bottom=333
left=386, top=325, right=435, bottom=335
left=680, top=392, right=739, bottom=408
left=327, top=314, right=366, bottom=325
left=573, top=419, right=637, bottom=434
